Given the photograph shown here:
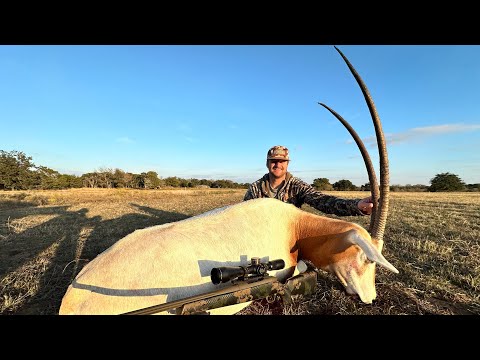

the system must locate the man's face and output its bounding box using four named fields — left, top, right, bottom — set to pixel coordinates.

left=267, top=159, right=289, bottom=179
